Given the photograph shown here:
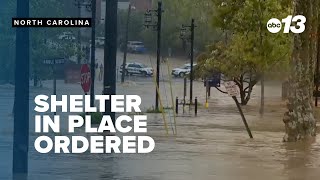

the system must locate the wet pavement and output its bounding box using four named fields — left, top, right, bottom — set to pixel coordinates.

left=1, top=51, right=320, bottom=179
